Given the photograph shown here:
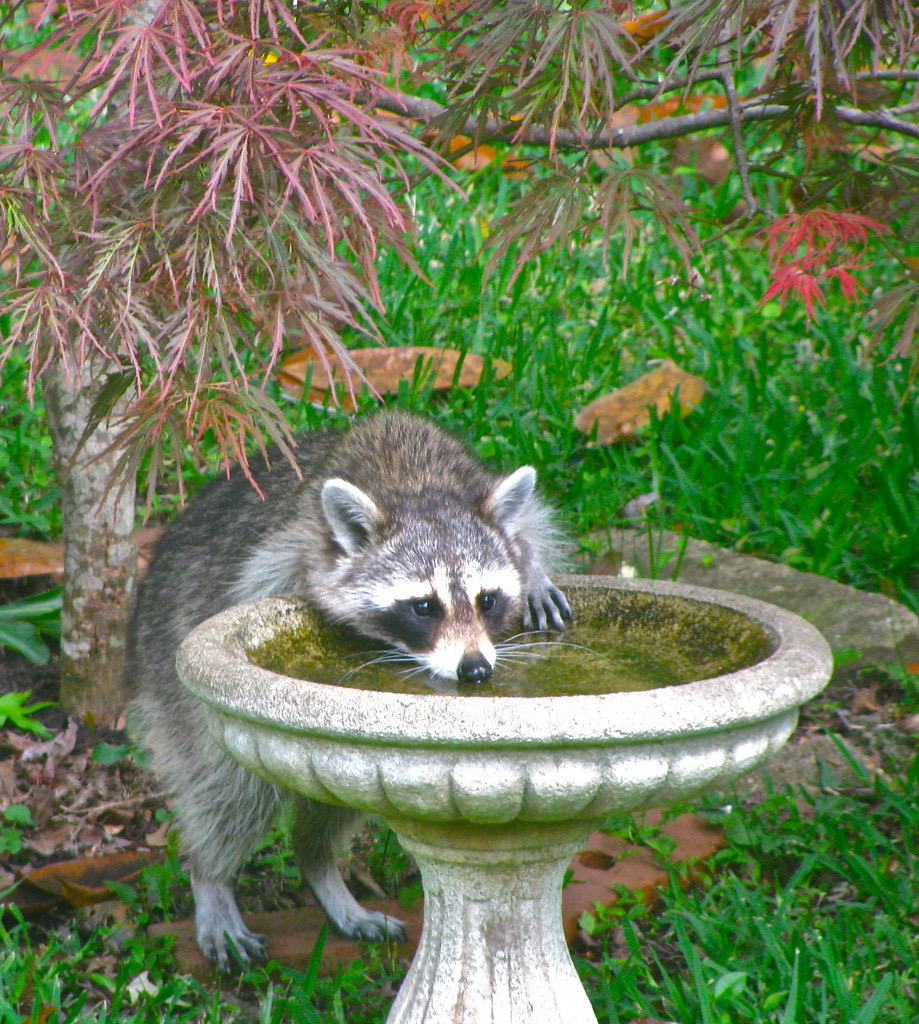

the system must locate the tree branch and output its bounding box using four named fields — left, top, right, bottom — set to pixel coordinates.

left=372, top=90, right=919, bottom=150
left=719, top=67, right=757, bottom=214
left=856, top=69, right=919, bottom=82
left=834, top=105, right=919, bottom=139
left=374, top=90, right=782, bottom=149
left=615, top=69, right=728, bottom=106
